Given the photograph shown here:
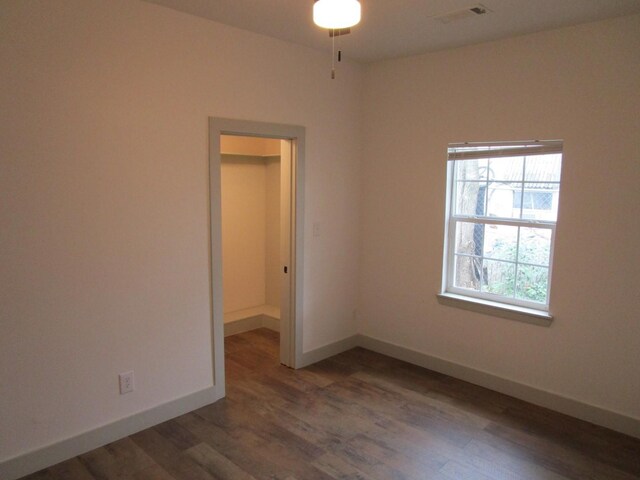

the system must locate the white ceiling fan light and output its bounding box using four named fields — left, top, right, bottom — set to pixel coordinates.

left=313, top=0, right=361, bottom=29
